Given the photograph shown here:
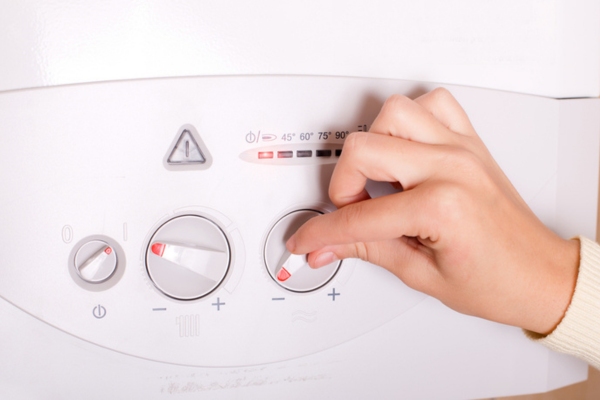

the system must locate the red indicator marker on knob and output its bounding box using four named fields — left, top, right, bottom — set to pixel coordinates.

left=276, top=267, right=292, bottom=282
left=150, top=241, right=226, bottom=282
left=78, top=245, right=112, bottom=280
left=151, top=243, right=165, bottom=257
left=275, top=252, right=308, bottom=282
